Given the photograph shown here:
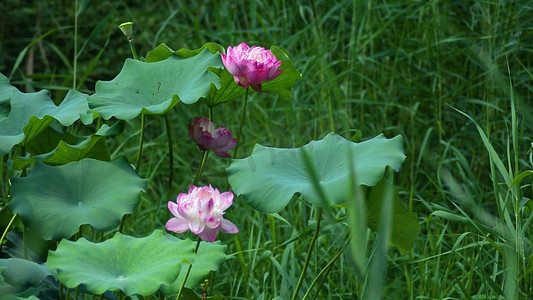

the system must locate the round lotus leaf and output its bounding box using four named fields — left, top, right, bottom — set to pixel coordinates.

left=227, top=133, right=406, bottom=213
left=88, top=47, right=223, bottom=120
left=0, top=258, right=54, bottom=296
left=0, top=72, right=16, bottom=121
left=8, top=158, right=147, bottom=241
left=161, top=241, right=227, bottom=294
left=0, top=88, right=91, bottom=155
left=47, top=230, right=196, bottom=296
